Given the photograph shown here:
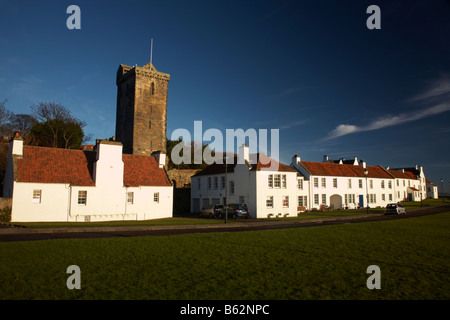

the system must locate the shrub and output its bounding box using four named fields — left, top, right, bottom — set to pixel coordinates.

left=0, top=206, right=11, bottom=223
